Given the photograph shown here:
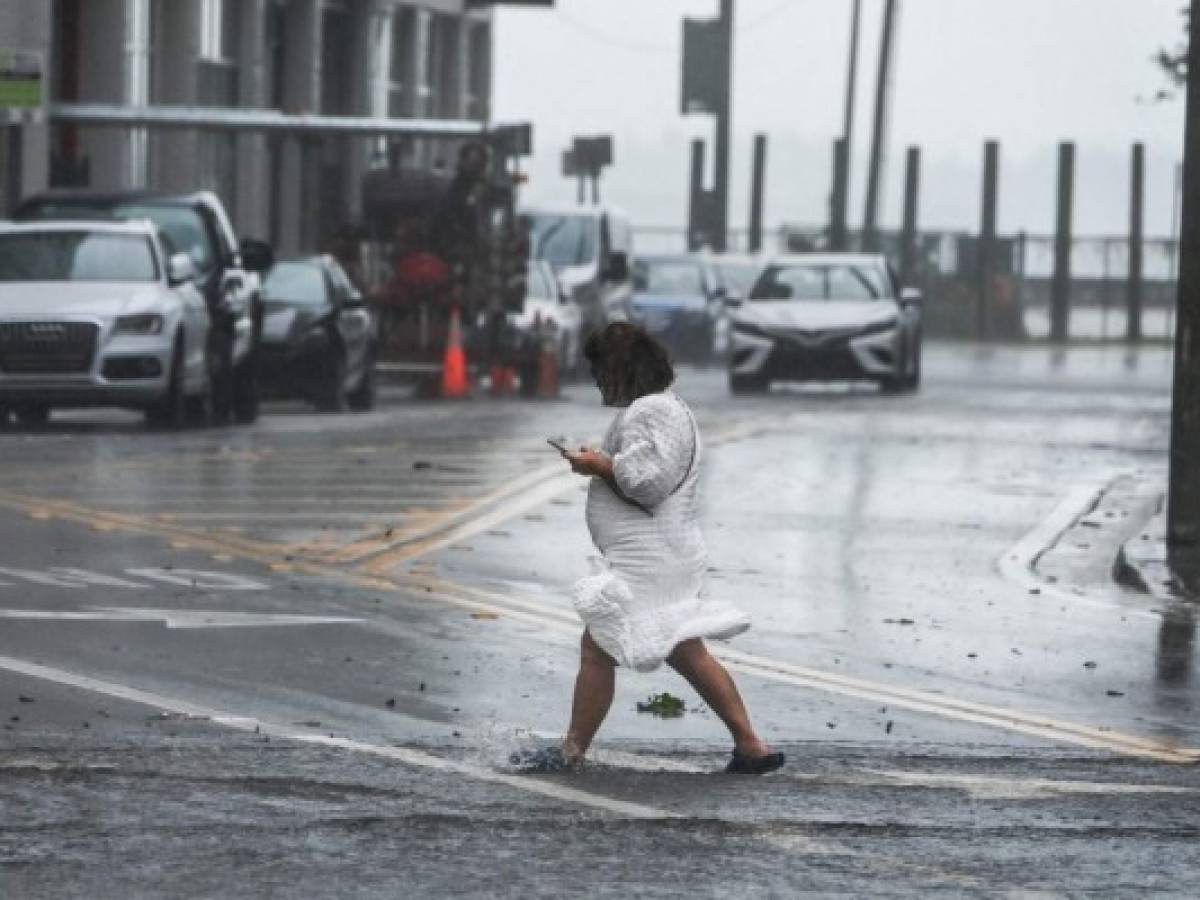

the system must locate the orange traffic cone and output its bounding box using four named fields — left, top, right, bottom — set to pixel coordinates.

left=536, top=329, right=559, bottom=399
left=441, top=306, right=469, bottom=399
